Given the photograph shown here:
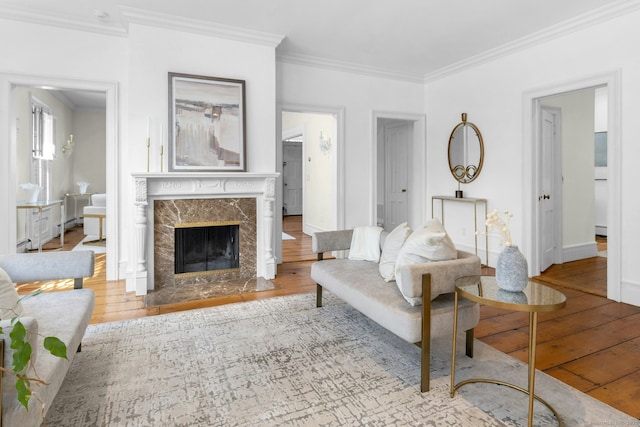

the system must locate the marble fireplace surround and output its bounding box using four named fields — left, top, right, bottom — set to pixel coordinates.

left=130, top=173, right=278, bottom=296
